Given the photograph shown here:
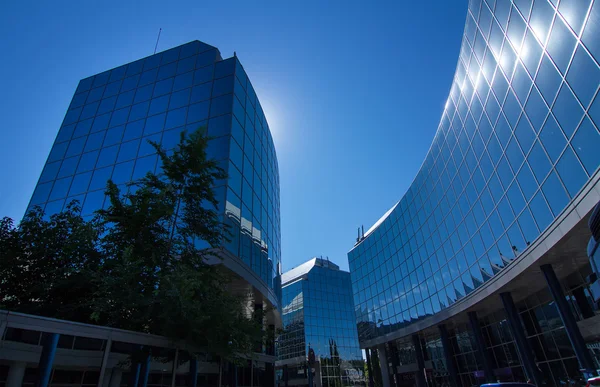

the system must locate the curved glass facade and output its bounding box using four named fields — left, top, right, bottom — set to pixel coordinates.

left=348, top=0, right=600, bottom=344
left=27, top=40, right=281, bottom=302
